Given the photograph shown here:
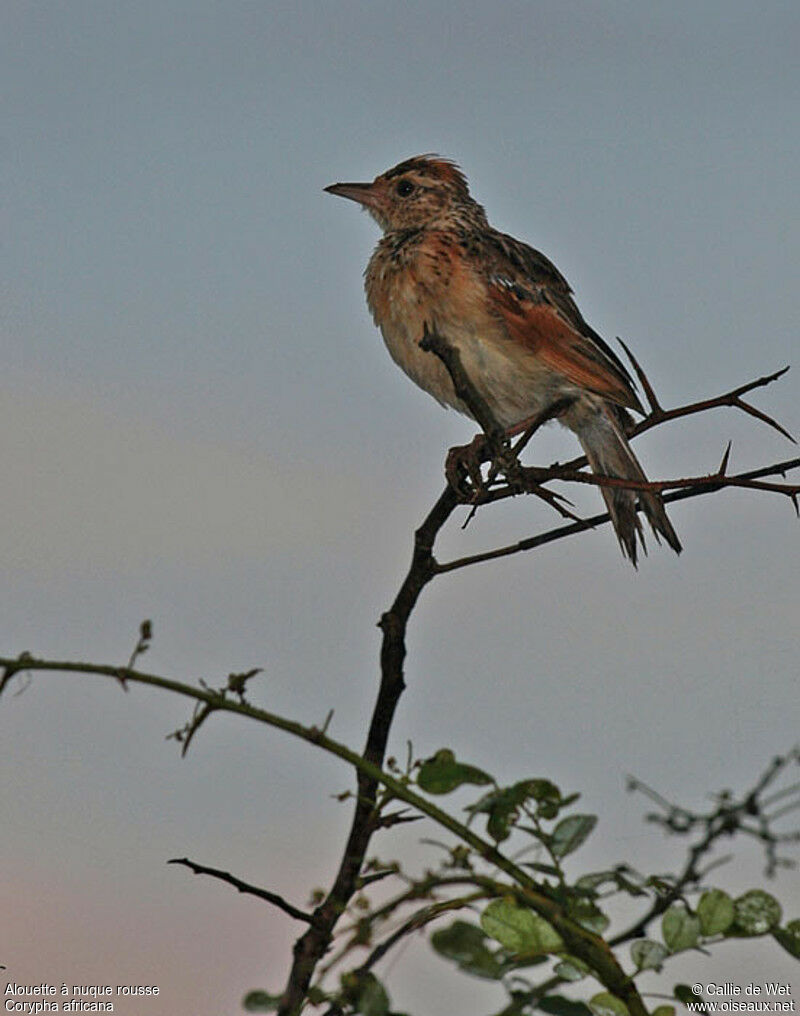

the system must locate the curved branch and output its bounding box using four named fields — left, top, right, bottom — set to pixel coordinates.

left=0, top=651, right=646, bottom=1016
